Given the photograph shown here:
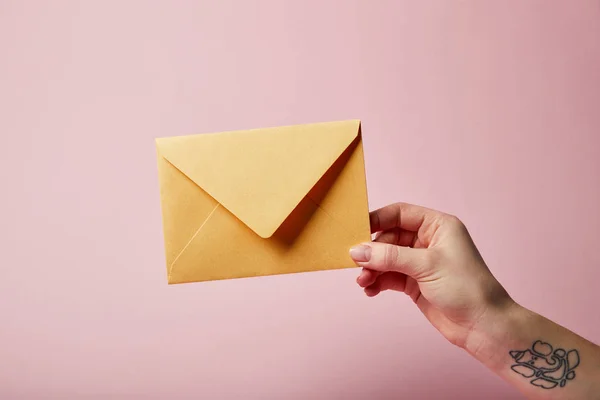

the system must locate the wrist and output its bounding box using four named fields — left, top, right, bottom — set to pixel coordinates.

left=464, top=300, right=532, bottom=372
left=464, top=300, right=600, bottom=399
